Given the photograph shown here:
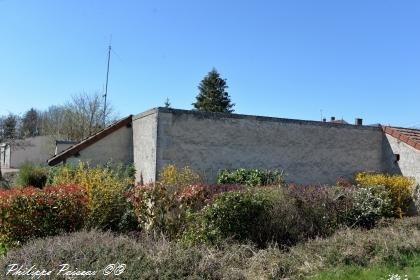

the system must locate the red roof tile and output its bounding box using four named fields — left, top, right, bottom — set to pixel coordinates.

left=382, top=126, right=420, bottom=151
